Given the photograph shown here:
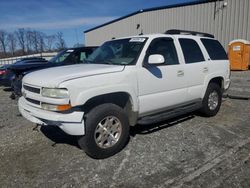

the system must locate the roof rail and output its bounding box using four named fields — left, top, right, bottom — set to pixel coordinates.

left=165, top=29, right=214, bottom=38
